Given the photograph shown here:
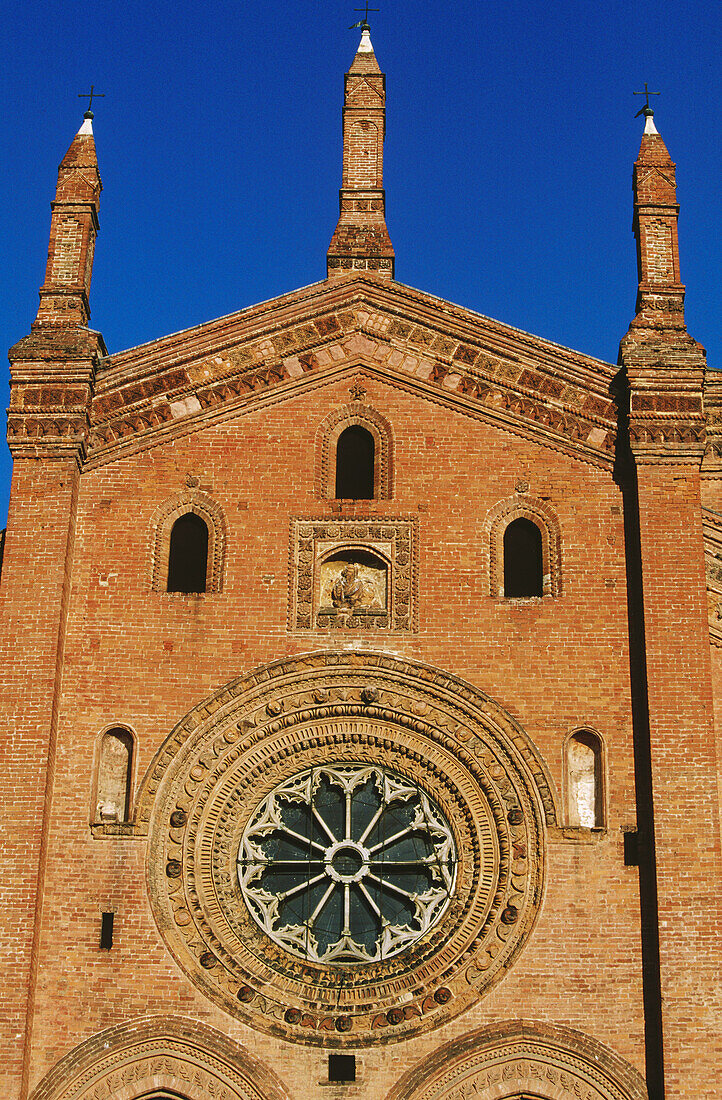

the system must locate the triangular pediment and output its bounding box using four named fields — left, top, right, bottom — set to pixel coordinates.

left=88, top=277, right=618, bottom=468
